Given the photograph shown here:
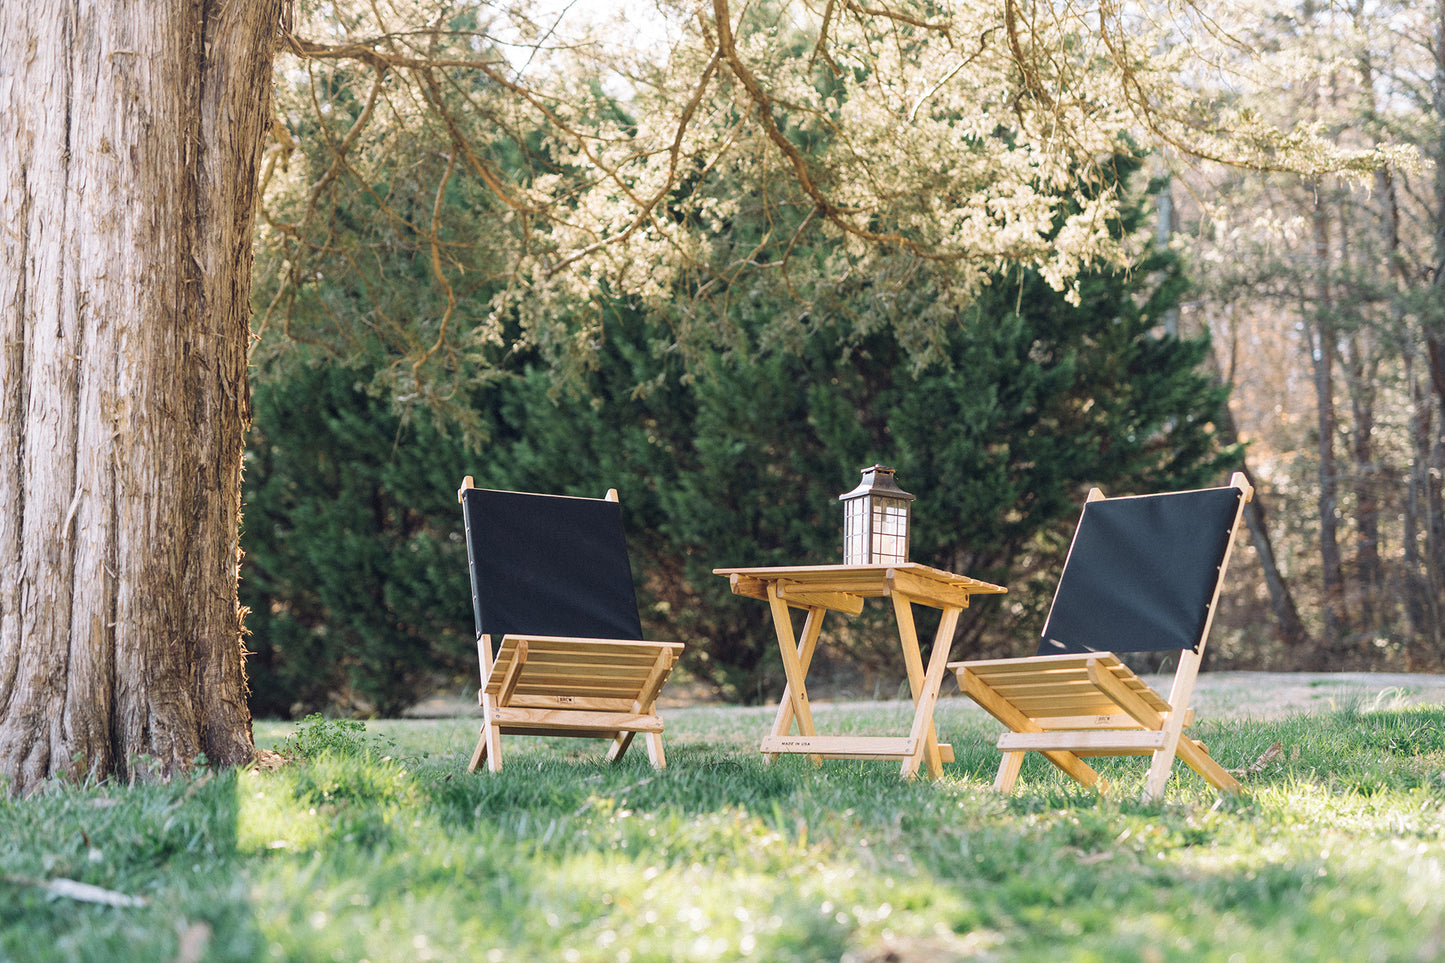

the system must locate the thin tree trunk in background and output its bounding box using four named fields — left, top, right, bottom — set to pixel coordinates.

left=1209, top=357, right=1314, bottom=656
left=1344, top=334, right=1383, bottom=630
left=1235, top=457, right=1314, bottom=656
left=1374, top=141, right=1437, bottom=653
left=1405, top=356, right=1442, bottom=658
left=1345, top=0, right=1384, bottom=640
left=1310, top=195, right=1349, bottom=652
left=1334, top=169, right=1384, bottom=632
left=1378, top=158, right=1440, bottom=653
left=0, top=0, right=280, bottom=794
left=1427, top=0, right=1445, bottom=625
